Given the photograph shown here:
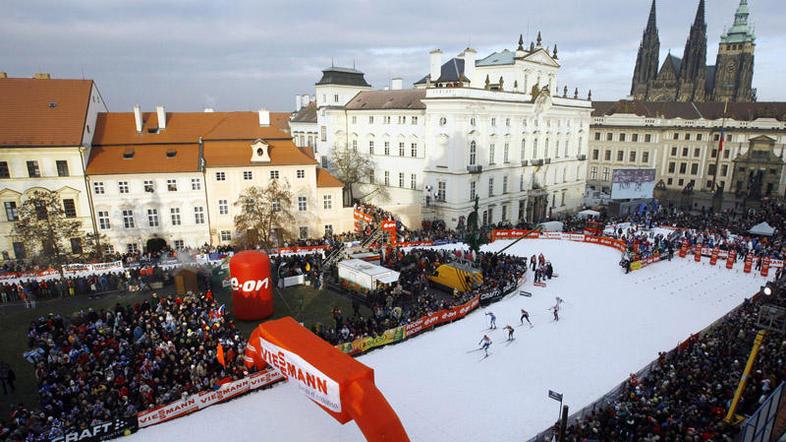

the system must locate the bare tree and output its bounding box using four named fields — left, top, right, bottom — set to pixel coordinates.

left=233, top=180, right=295, bottom=249
left=13, top=189, right=91, bottom=267
left=328, top=145, right=388, bottom=204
